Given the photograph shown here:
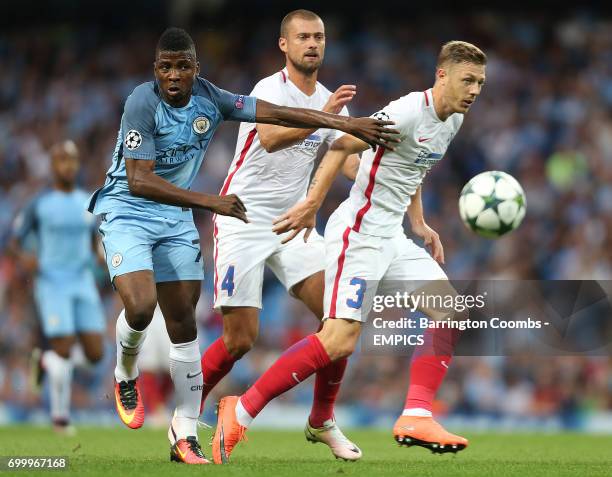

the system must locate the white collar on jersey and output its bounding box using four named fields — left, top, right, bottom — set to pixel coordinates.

left=280, top=67, right=319, bottom=98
